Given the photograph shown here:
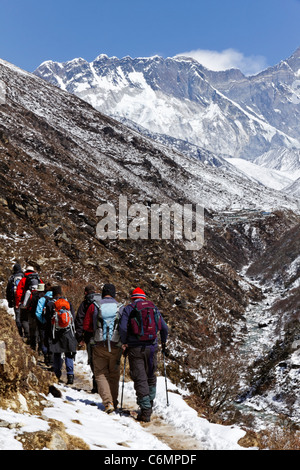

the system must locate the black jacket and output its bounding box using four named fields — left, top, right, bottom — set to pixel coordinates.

left=75, top=298, right=91, bottom=343
left=45, top=297, right=77, bottom=354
